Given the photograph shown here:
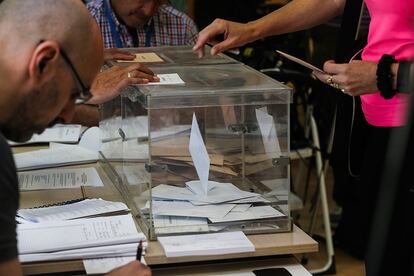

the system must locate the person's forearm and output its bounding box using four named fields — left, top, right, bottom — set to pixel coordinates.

left=248, top=0, right=345, bottom=41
